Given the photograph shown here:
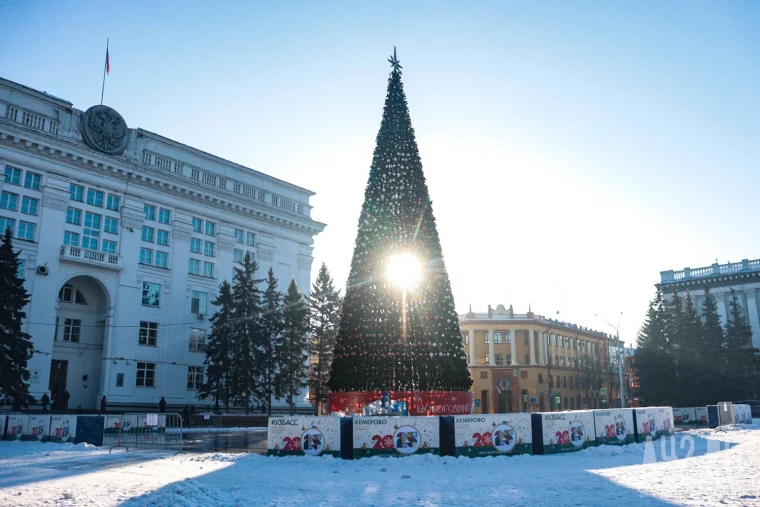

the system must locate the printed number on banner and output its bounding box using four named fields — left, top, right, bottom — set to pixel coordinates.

left=282, top=436, right=302, bottom=451
left=371, top=434, right=395, bottom=449
left=471, top=432, right=493, bottom=447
